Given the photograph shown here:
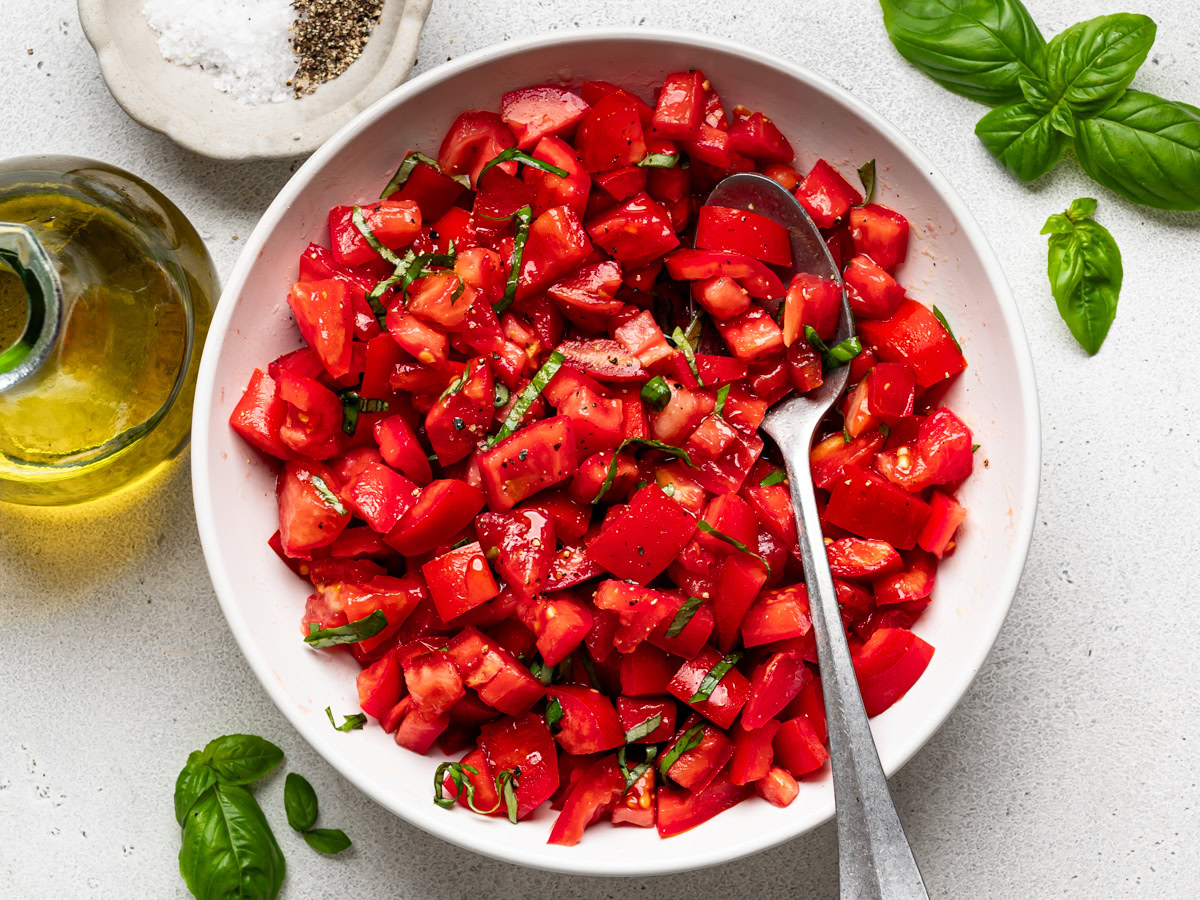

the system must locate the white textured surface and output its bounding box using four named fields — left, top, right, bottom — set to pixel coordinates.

left=0, top=1, right=1197, bottom=897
